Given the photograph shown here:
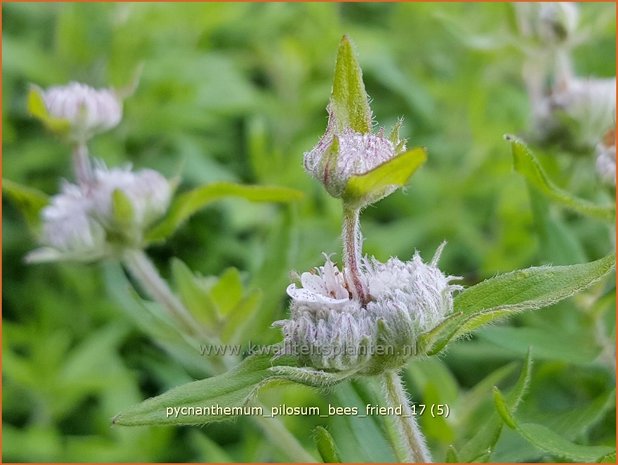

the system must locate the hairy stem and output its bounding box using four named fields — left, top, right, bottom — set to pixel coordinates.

left=72, top=142, right=93, bottom=185
left=122, top=249, right=203, bottom=337
left=382, top=370, right=432, bottom=463
left=342, top=206, right=368, bottom=304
